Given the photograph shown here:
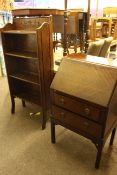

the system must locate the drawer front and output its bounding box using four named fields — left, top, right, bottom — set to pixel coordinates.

left=52, top=105, right=102, bottom=139
left=53, top=93, right=101, bottom=122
